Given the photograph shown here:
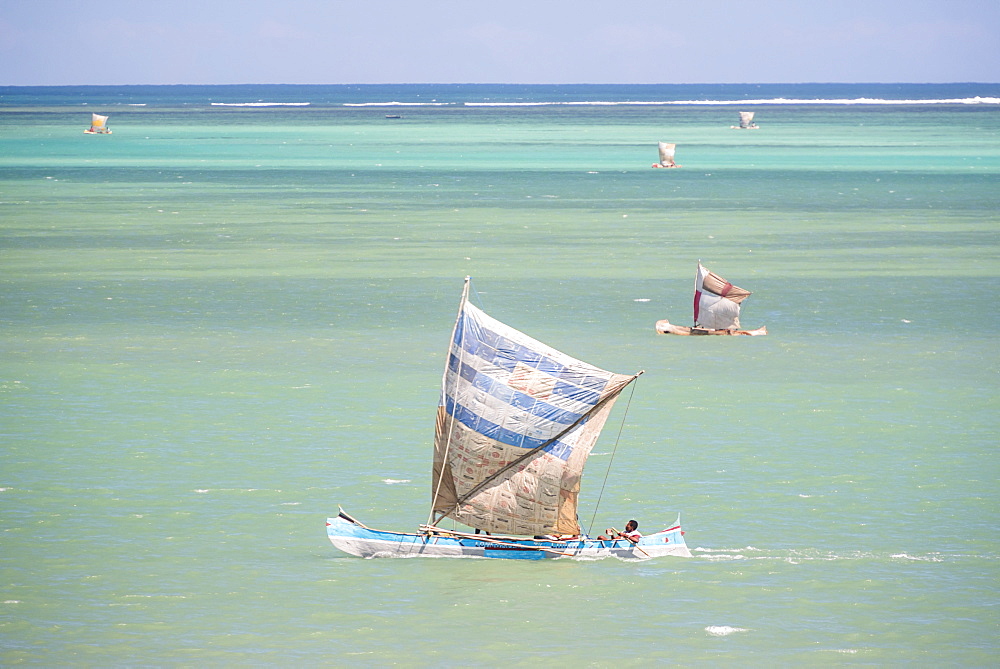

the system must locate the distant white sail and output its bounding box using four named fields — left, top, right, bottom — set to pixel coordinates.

left=734, top=111, right=758, bottom=129
left=85, top=113, right=111, bottom=134
left=694, top=263, right=752, bottom=330
left=657, top=141, right=676, bottom=167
